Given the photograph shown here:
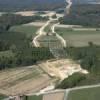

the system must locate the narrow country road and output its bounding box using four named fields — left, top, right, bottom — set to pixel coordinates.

left=64, top=89, right=70, bottom=100
left=32, top=15, right=52, bottom=47
left=51, top=22, right=66, bottom=47
left=25, top=84, right=100, bottom=100
left=33, top=12, right=61, bottom=47
left=33, top=0, right=73, bottom=48
left=33, top=12, right=67, bottom=48
left=65, top=0, right=72, bottom=15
